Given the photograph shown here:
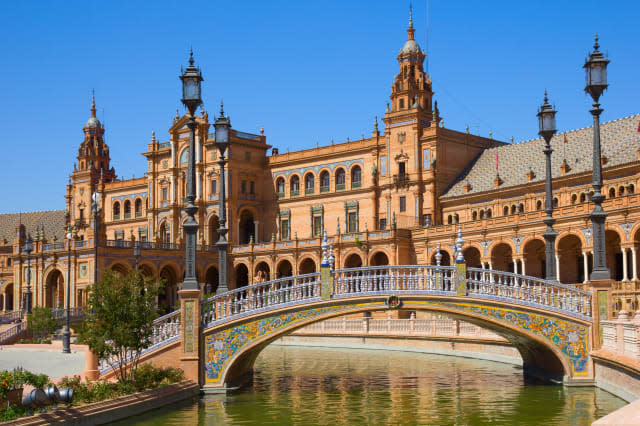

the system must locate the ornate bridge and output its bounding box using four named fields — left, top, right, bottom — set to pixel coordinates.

left=106, top=259, right=597, bottom=390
